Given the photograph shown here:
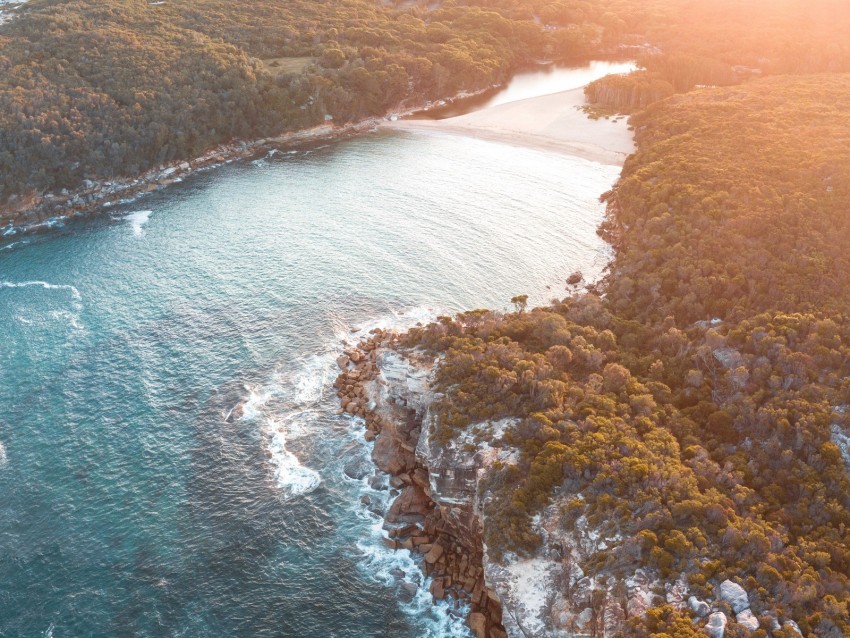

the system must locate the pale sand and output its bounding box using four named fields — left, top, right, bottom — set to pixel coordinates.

left=385, top=87, right=634, bottom=166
